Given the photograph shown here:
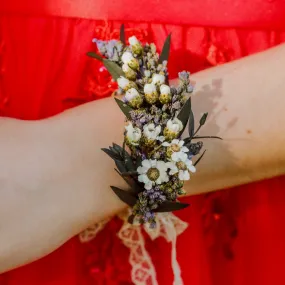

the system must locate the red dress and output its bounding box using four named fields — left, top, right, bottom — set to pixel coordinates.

left=1, top=1, right=285, bottom=284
